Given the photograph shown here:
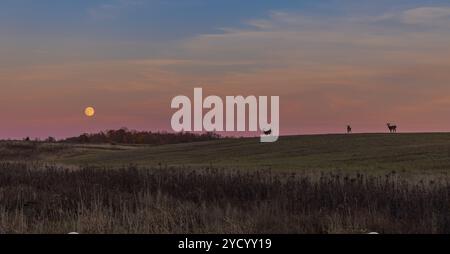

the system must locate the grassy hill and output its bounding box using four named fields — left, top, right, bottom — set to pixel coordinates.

left=43, top=133, right=450, bottom=175
left=1, top=133, right=449, bottom=233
